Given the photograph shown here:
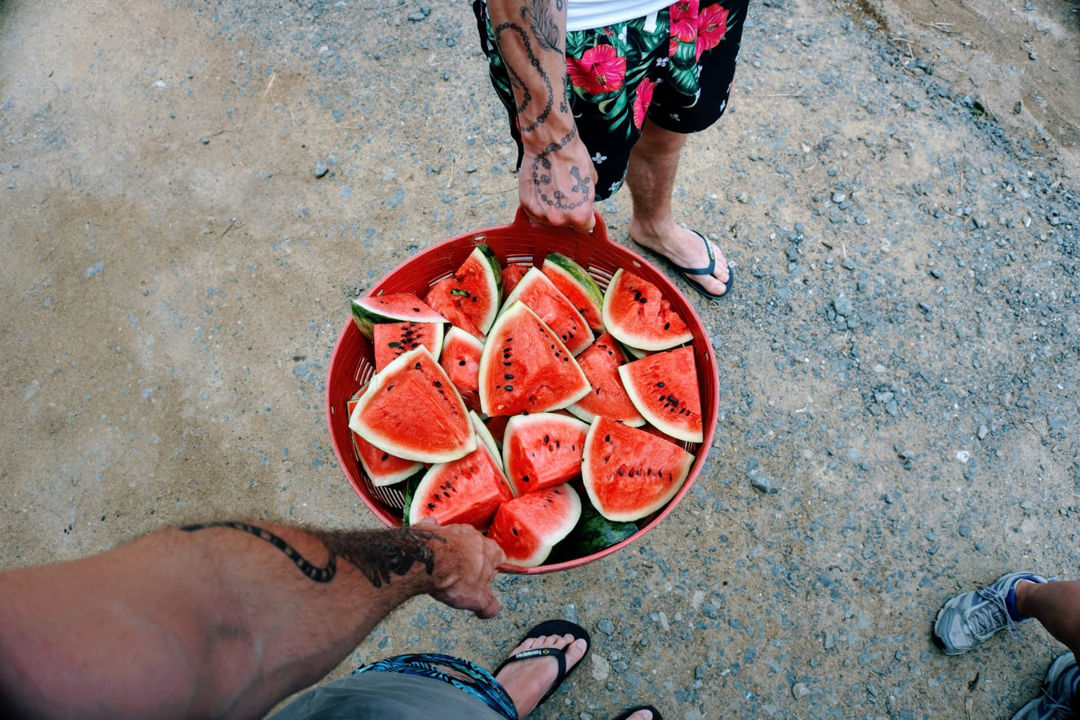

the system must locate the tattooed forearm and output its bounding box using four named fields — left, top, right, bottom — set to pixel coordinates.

left=494, top=21, right=553, bottom=132
left=180, top=522, right=446, bottom=588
